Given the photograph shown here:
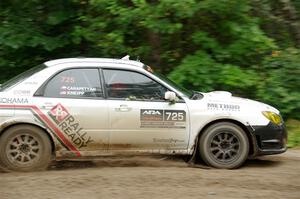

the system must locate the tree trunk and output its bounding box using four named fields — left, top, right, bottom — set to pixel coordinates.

left=279, top=0, right=300, bottom=47
left=147, top=30, right=163, bottom=71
